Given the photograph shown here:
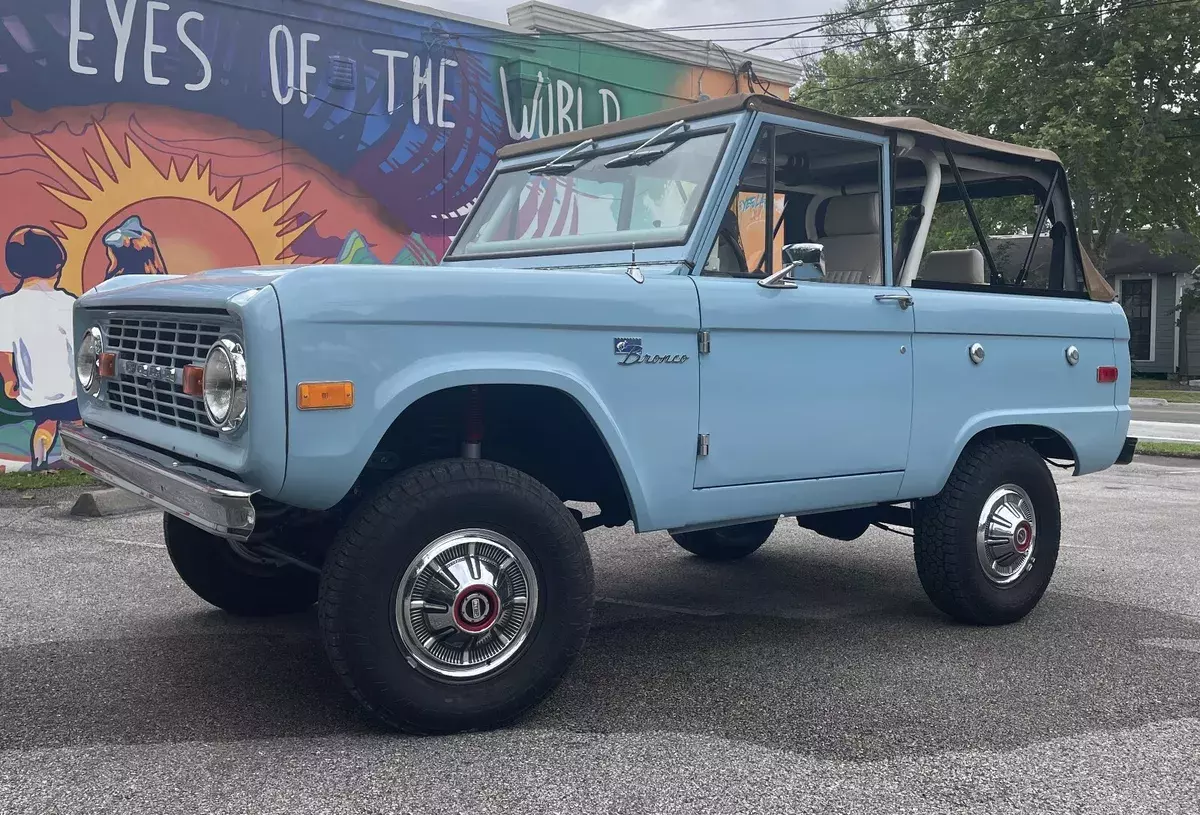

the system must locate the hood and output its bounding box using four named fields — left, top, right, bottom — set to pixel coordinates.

left=76, top=266, right=312, bottom=311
